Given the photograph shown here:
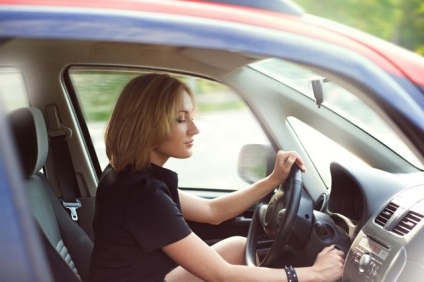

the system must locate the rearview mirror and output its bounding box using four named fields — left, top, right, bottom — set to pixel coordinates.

left=238, top=144, right=275, bottom=184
